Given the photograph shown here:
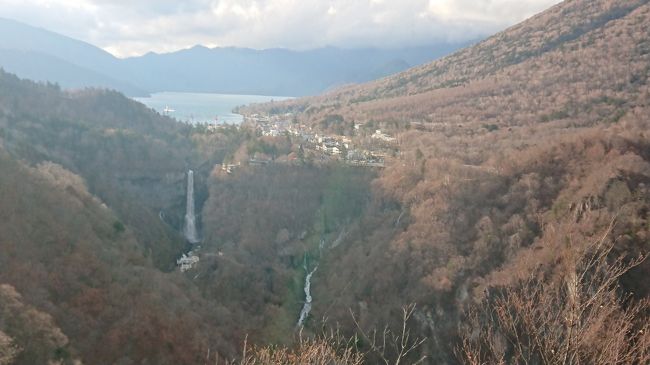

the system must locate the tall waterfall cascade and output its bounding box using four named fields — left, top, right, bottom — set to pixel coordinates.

left=184, top=170, right=199, bottom=244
